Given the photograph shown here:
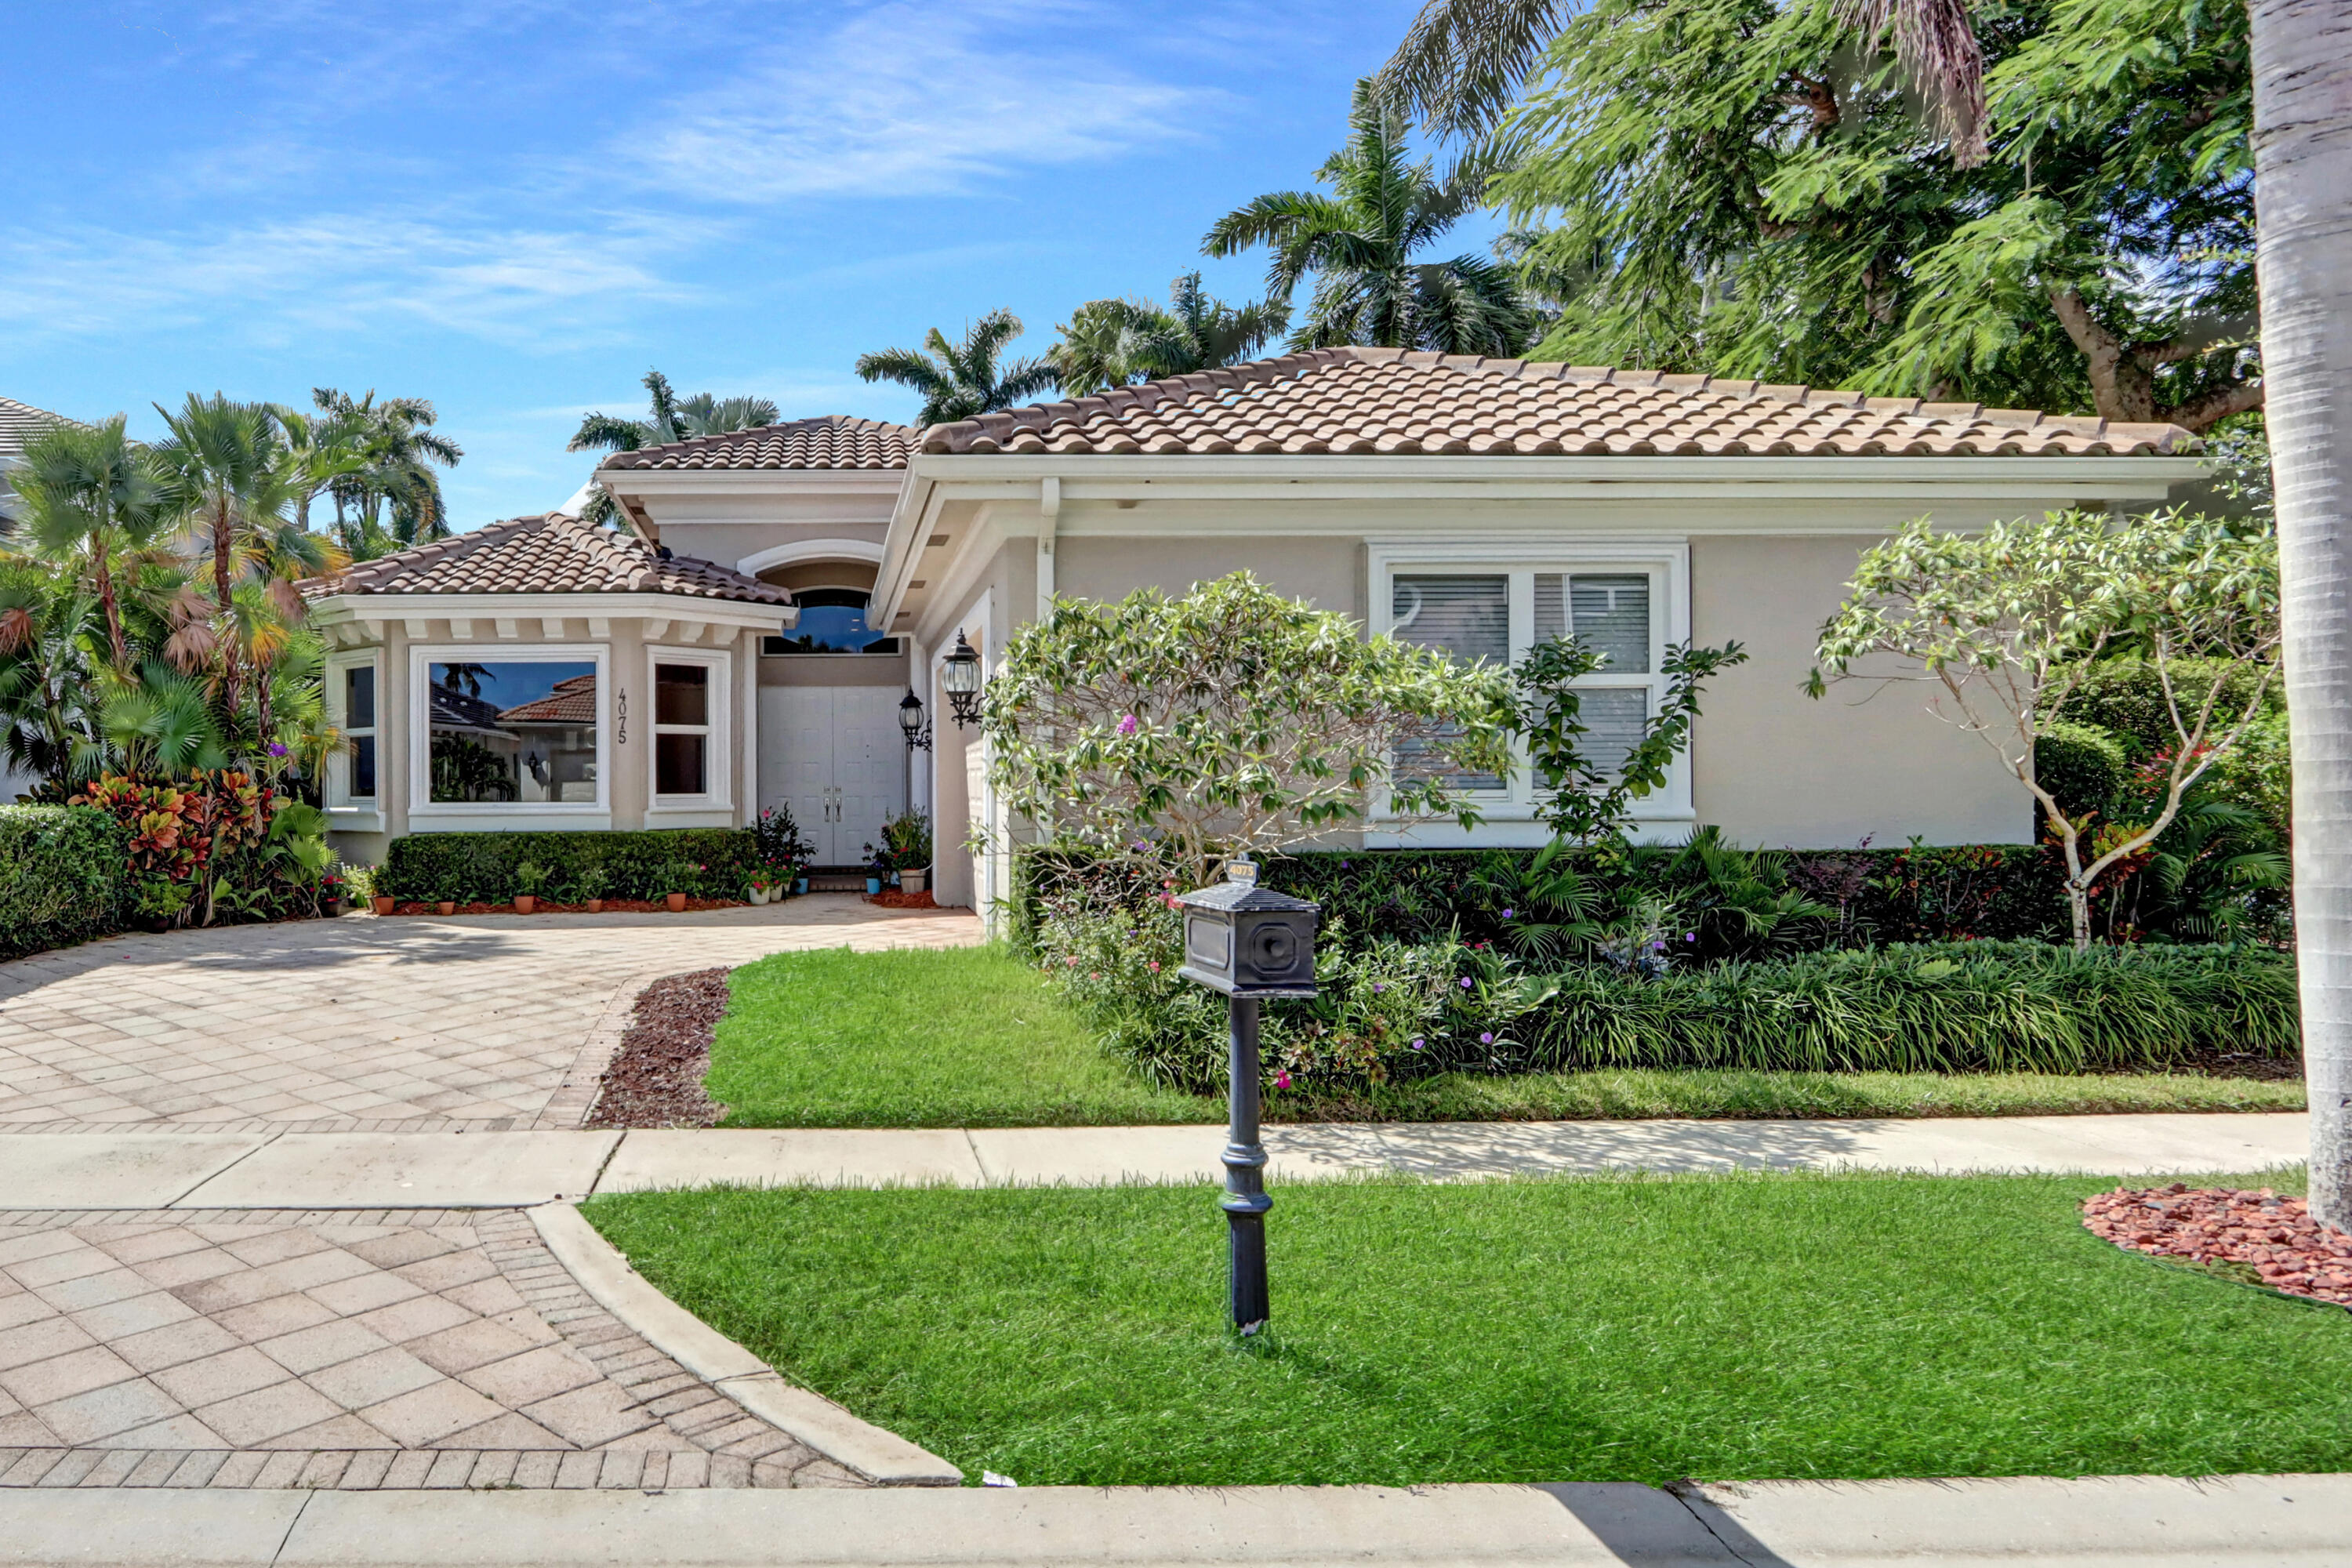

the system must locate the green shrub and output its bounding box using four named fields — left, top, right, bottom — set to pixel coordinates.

left=1018, top=839, right=2073, bottom=956
left=2066, top=656, right=2285, bottom=761
left=0, top=805, right=129, bottom=958
left=379, top=829, right=760, bottom=903
left=2034, top=720, right=2129, bottom=823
